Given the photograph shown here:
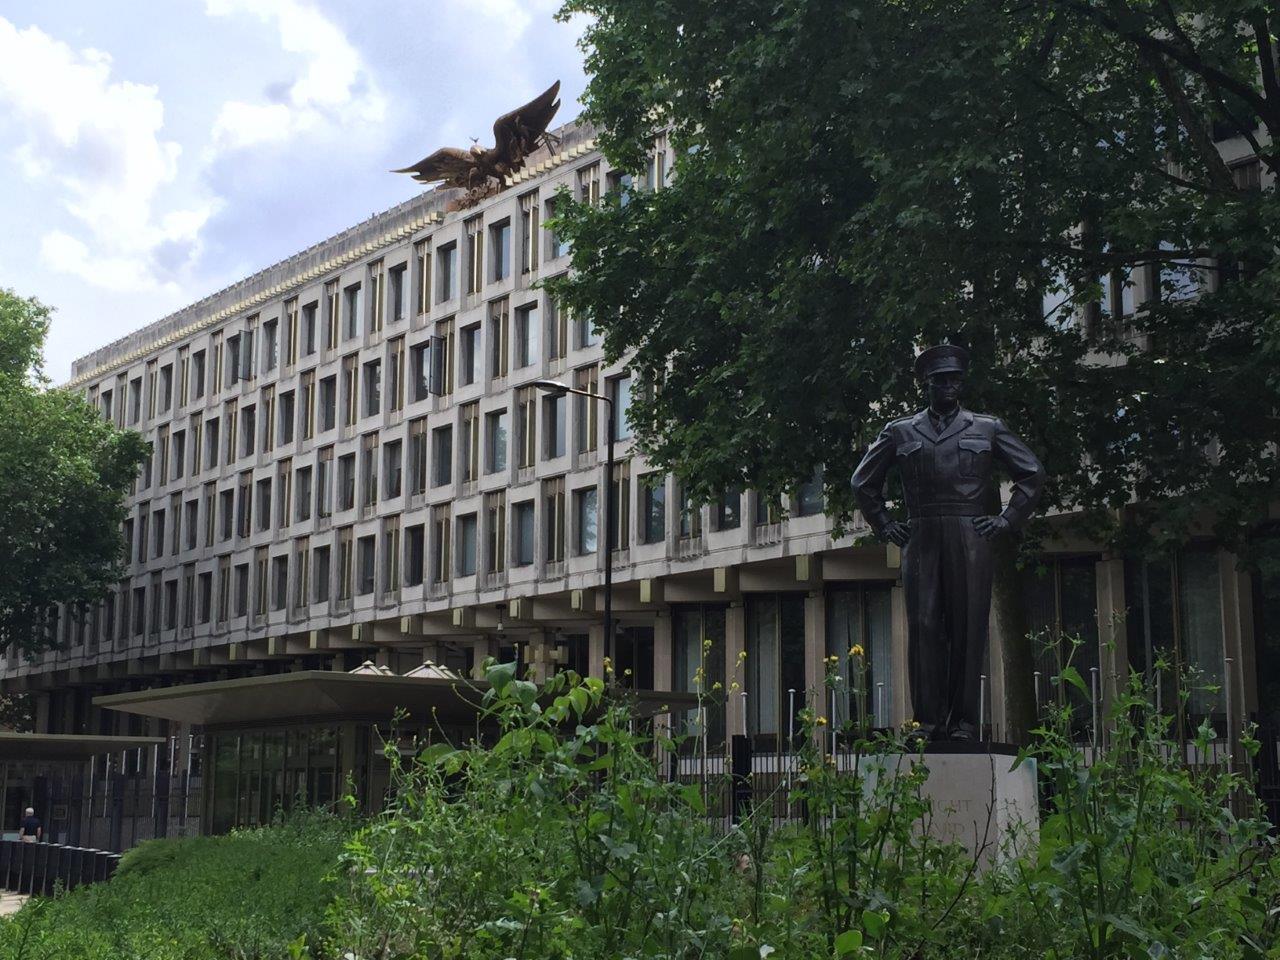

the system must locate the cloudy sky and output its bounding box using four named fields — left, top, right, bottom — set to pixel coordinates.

left=0, top=1, right=589, bottom=383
